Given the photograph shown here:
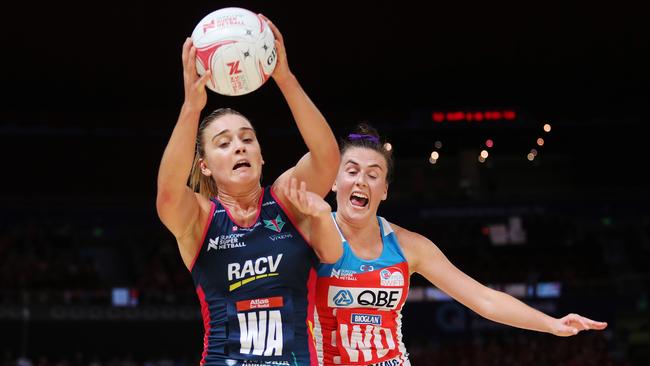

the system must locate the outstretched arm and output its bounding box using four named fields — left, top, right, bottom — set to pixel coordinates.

left=156, top=38, right=212, bottom=267
left=261, top=15, right=340, bottom=200
left=396, top=225, right=607, bottom=336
